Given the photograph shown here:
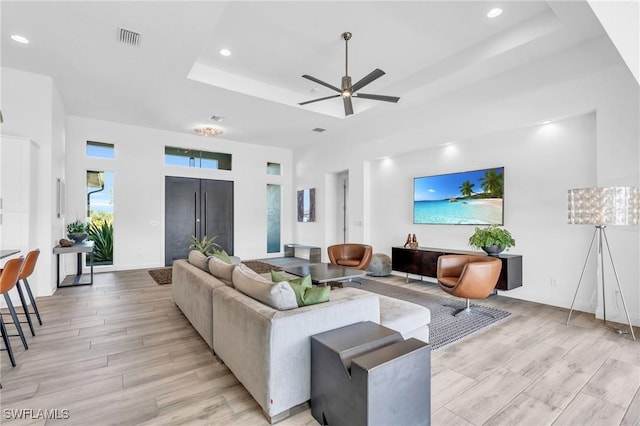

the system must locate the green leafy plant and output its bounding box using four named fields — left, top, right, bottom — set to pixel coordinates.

left=468, top=225, right=515, bottom=251
left=66, top=220, right=87, bottom=234
left=88, top=221, right=113, bottom=263
left=188, top=235, right=222, bottom=256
